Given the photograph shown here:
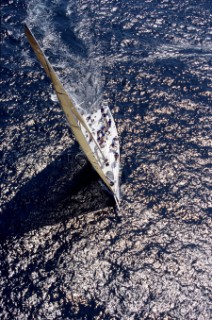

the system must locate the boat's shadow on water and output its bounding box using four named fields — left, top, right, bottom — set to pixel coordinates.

left=1, top=145, right=114, bottom=241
